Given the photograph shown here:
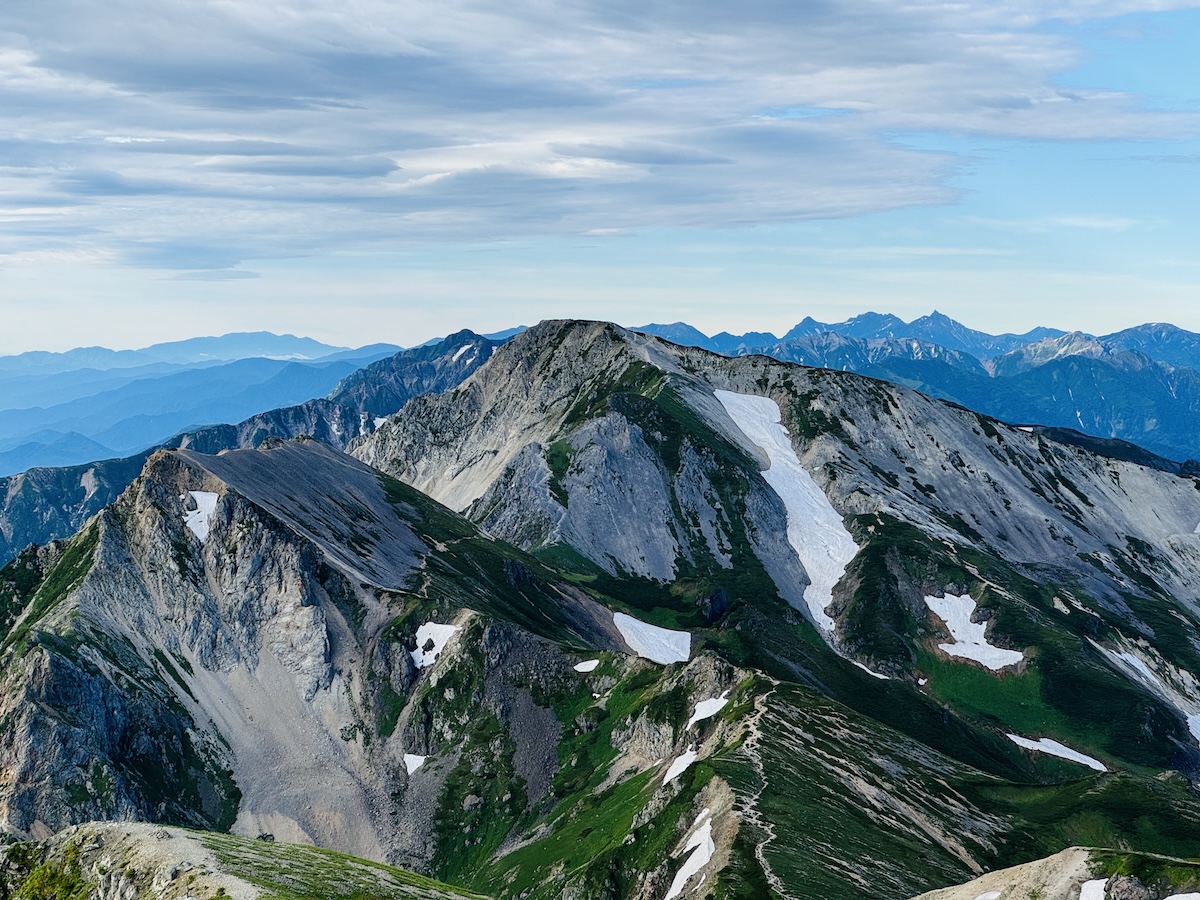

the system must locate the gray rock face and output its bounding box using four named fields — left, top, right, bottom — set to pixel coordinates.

left=0, top=443, right=433, bottom=855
